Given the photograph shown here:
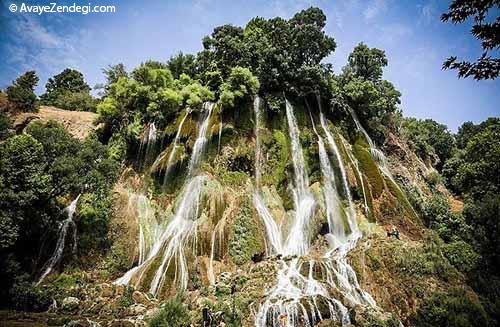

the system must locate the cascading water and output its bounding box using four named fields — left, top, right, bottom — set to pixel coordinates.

left=338, top=135, right=371, bottom=216
left=154, top=109, right=190, bottom=183
left=347, top=107, right=417, bottom=218
left=139, top=122, right=157, bottom=169
left=187, top=102, right=214, bottom=176
left=318, top=109, right=356, bottom=231
left=37, top=194, right=80, bottom=285
left=308, top=109, right=346, bottom=244
left=116, top=103, right=213, bottom=297
left=283, top=99, right=316, bottom=256
left=347, top=108, right=395, bottom=183
left=254, top=99, right=377, bottom=326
